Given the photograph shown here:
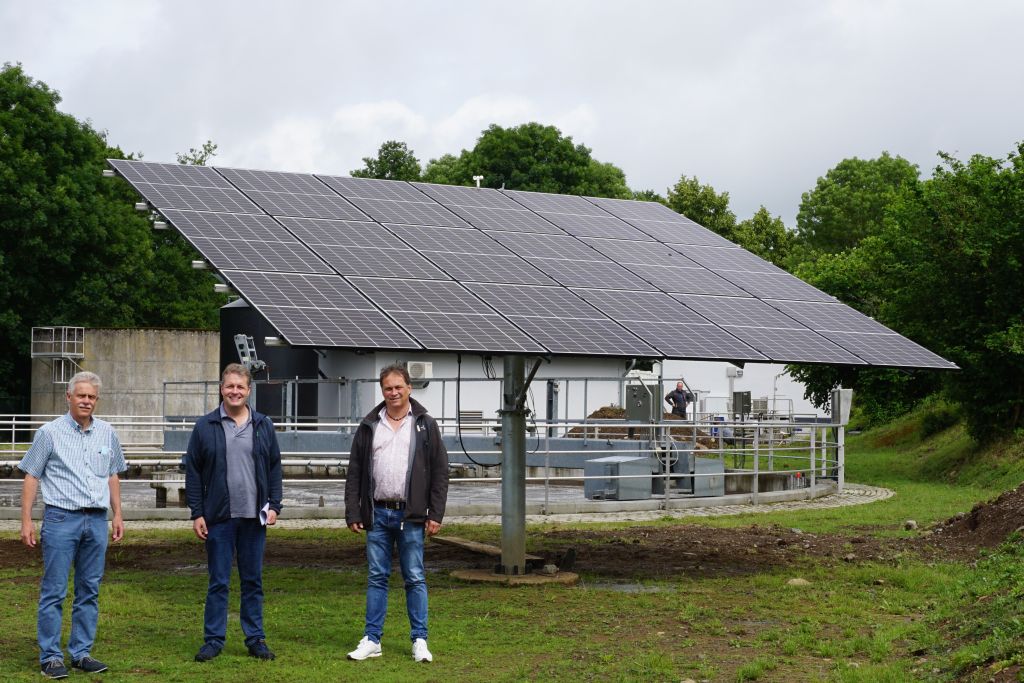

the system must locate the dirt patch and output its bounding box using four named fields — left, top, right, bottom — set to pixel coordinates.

left=567, top=405, right=719, bottom=448
left=929, top=482, right=1024, bottom=550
